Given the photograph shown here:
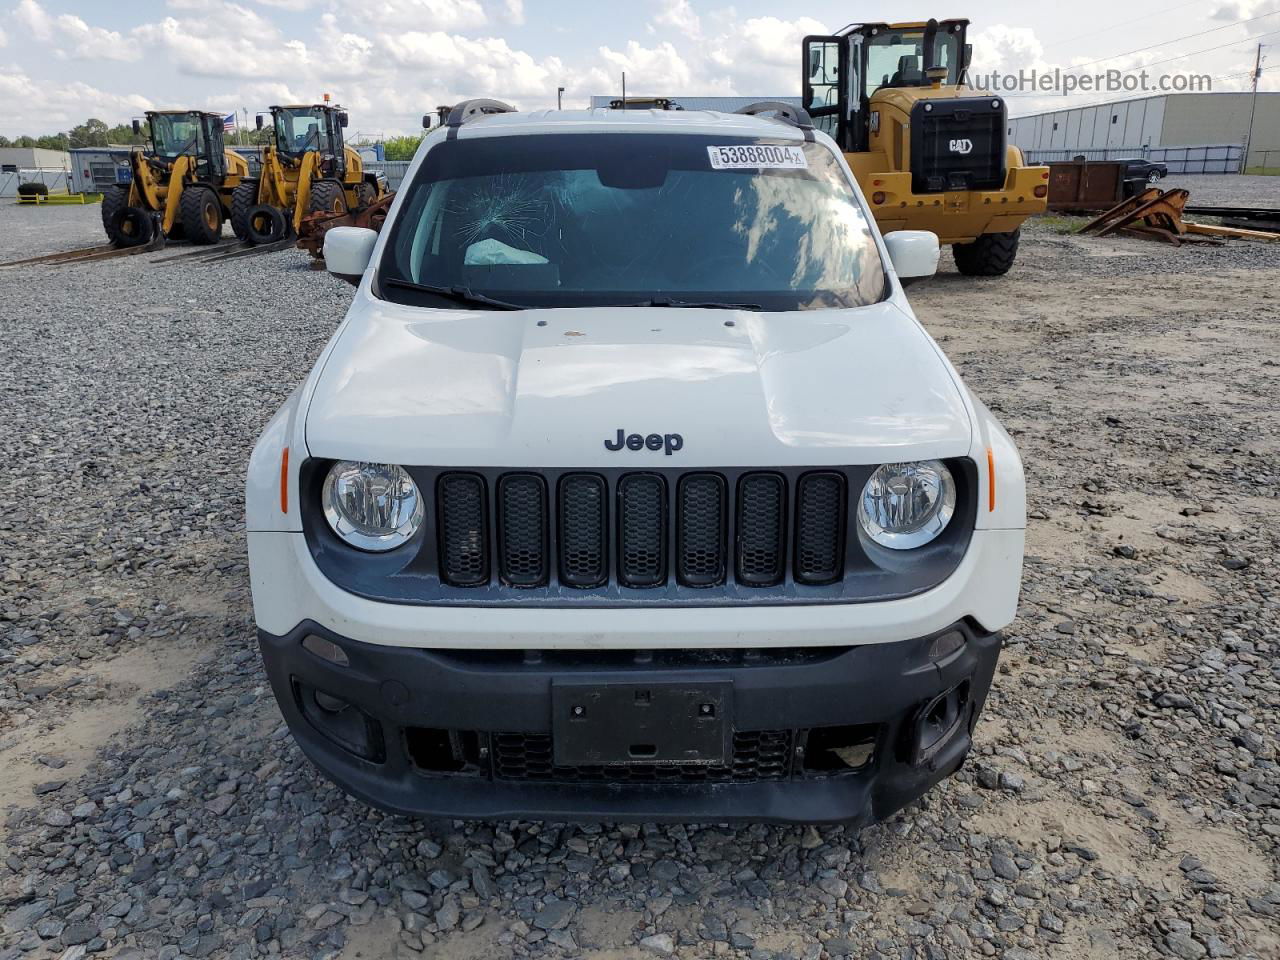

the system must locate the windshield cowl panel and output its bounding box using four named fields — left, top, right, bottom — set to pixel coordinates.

left=375, top=133, right=886, bottom=313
